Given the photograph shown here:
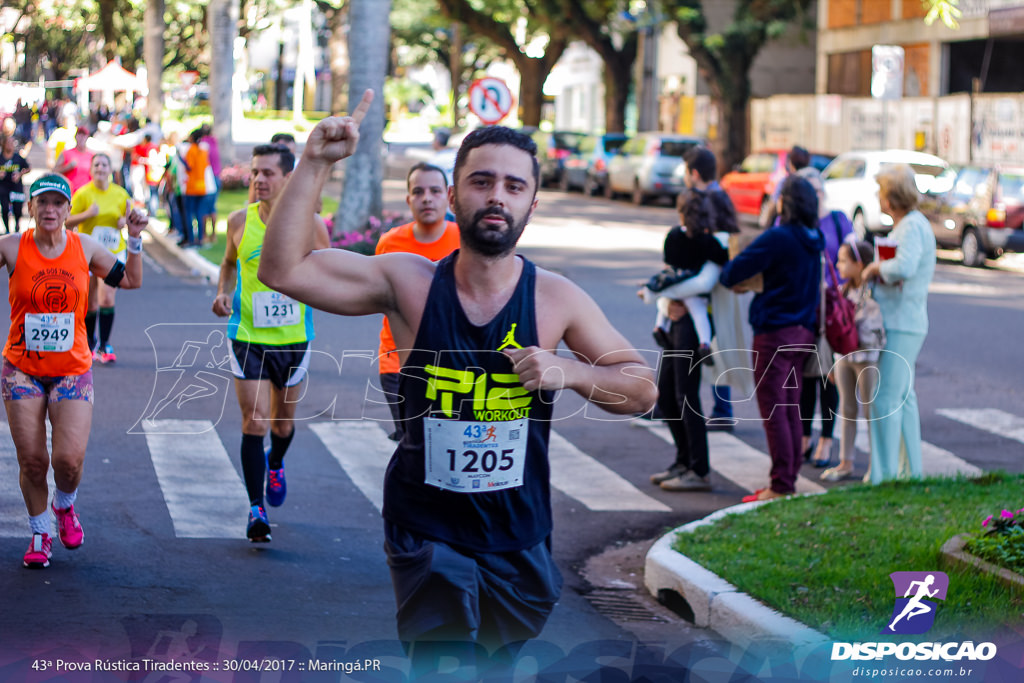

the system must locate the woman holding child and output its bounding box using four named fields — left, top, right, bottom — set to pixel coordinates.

left=640, top=189, right=728, bottom=492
